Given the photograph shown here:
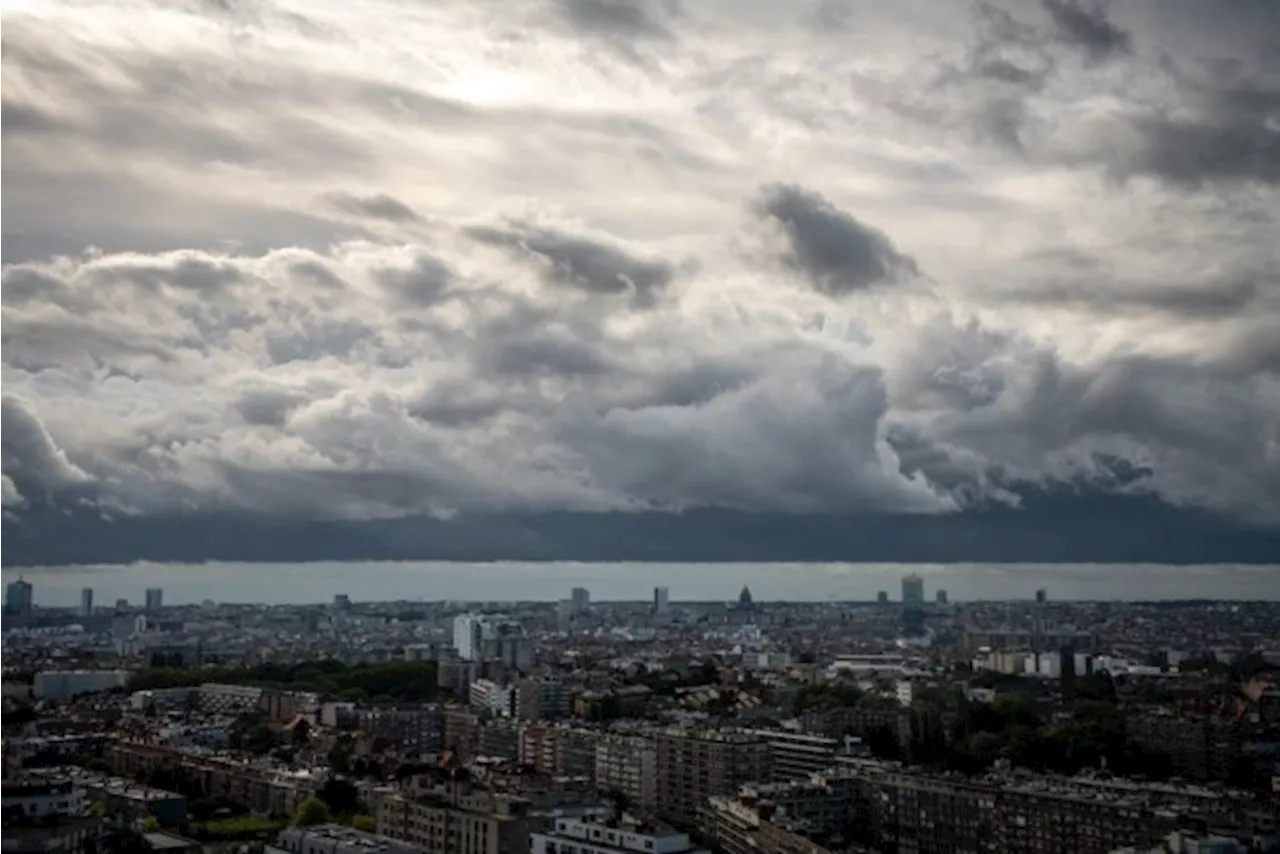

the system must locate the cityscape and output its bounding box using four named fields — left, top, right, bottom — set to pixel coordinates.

left=3, top=573, right=1278, bottom=853
left=4, top=0, right=1280, bottom=851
